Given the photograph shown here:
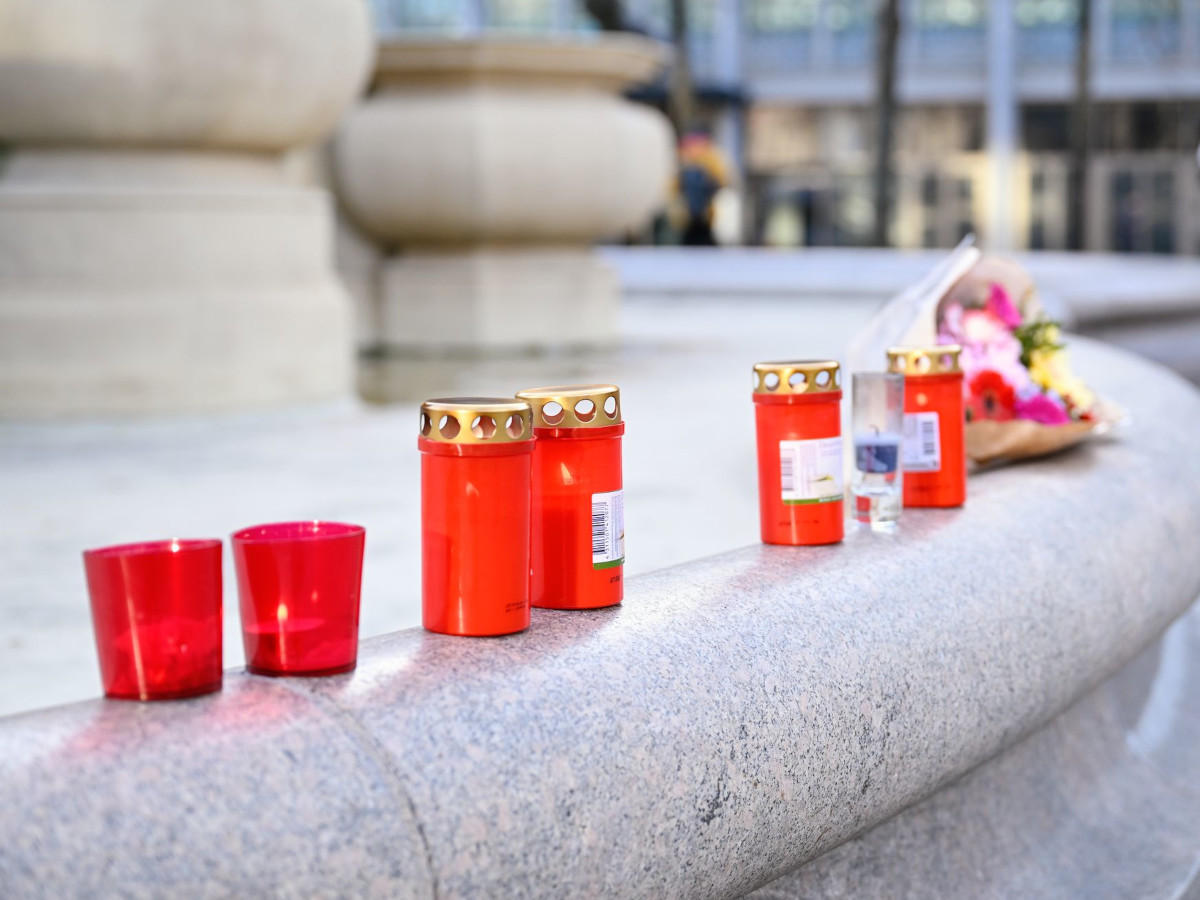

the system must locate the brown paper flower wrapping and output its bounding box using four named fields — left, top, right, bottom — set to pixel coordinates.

left=965, top=401, right=1127, bottom=465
